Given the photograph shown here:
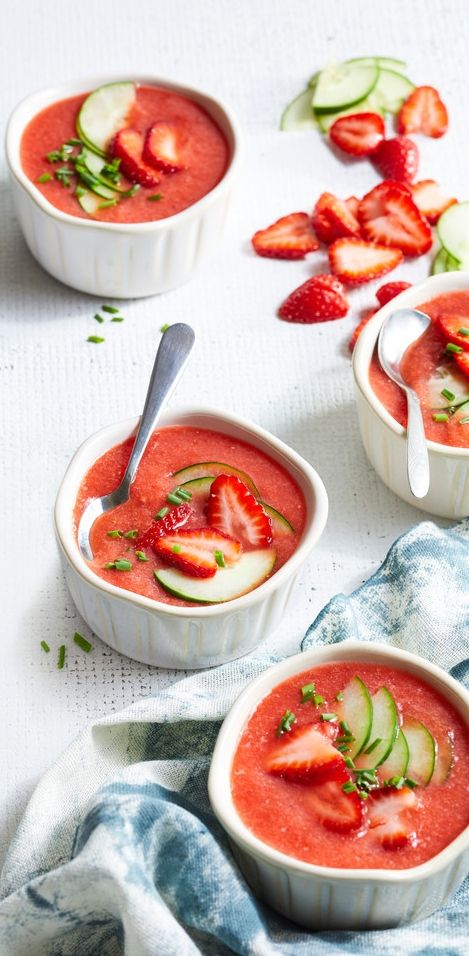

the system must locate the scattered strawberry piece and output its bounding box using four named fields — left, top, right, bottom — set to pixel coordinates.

left=398, top=86, right=449, bottom=139
left=251, top=213, right=319, bottom=260
left=368, top=787, right=418, bottom=850
left=266, top=721, right=344, bottom=783
left=373, top=136, right=419, bottom=184
left=312, top=192, right=361, bottom=242
left=410, top=180, right=457, bottom=225
left=305, top=763, right=365, bottom=833
left=143, top=121, right=185, bottom=173
left=278, top=274, right=349, bottom=324
left=375, top=281, right=412, bottom=307
left=329, top=112, right=385, bottom=157
left=153, top=527, right=242, bottom=578
left=345, top=196, right=360, bottom=219
left=207, top=474, right=273, bottom=548
left=348, top=308, right=377, bottom=352
left=112, top=128, right=160, bottom=188
left=455, top=351, right=469, bottom=378
left=358, top=180, right=432, bottom=257
left=329, top=238, right=403, bottom=285
left=137, top=503, right=192, bottom=551
left=437, top=314, right=469, bottom=351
